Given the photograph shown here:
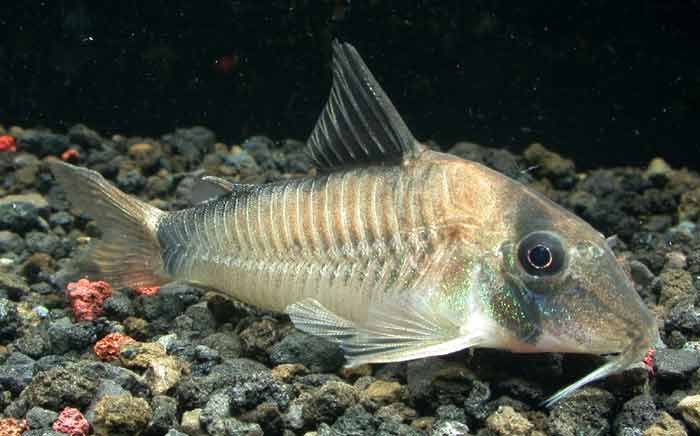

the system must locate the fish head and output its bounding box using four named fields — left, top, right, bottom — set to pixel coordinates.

left=496, top=224, right=657, bottom=357
left=487, top=174, right=658, bottom=404
left=444, top=157, right=658, bottom=404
